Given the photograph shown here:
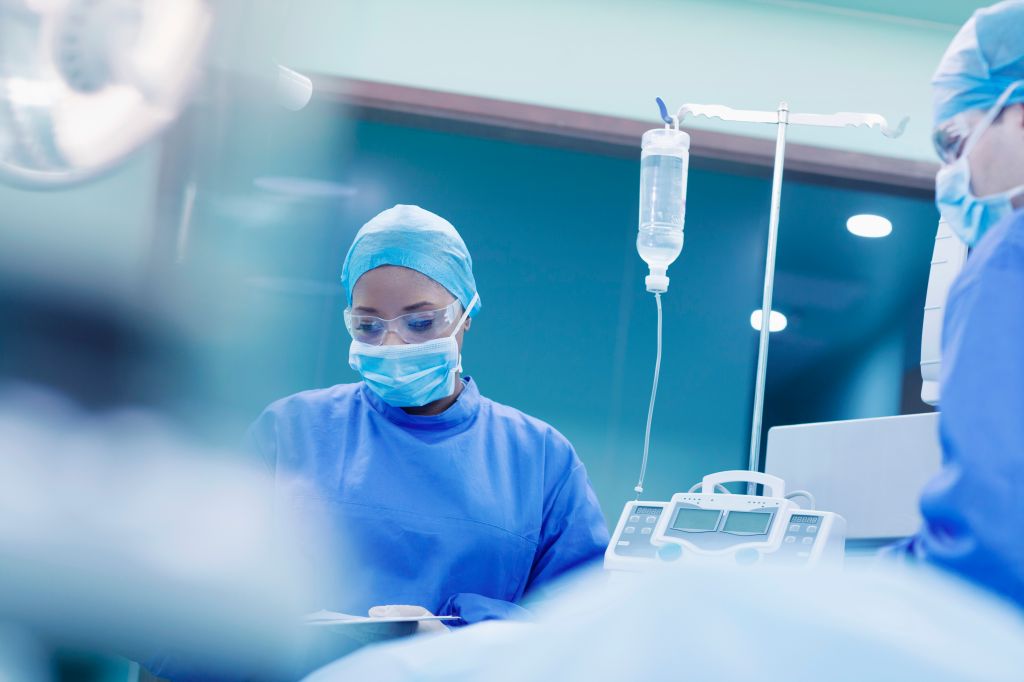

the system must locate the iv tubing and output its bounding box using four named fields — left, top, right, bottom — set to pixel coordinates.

left=635, top=292, right=662, bottom=498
